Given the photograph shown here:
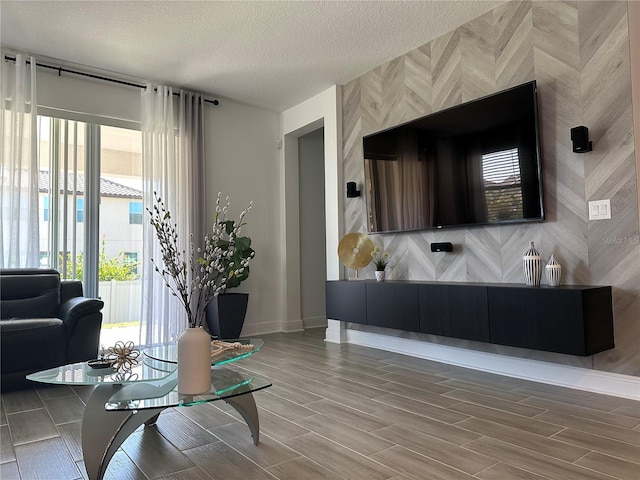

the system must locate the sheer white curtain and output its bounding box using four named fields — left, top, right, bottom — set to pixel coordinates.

left=0, top=54, right=39, bottom=268
left=140, top=85, right=205, bottom=346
